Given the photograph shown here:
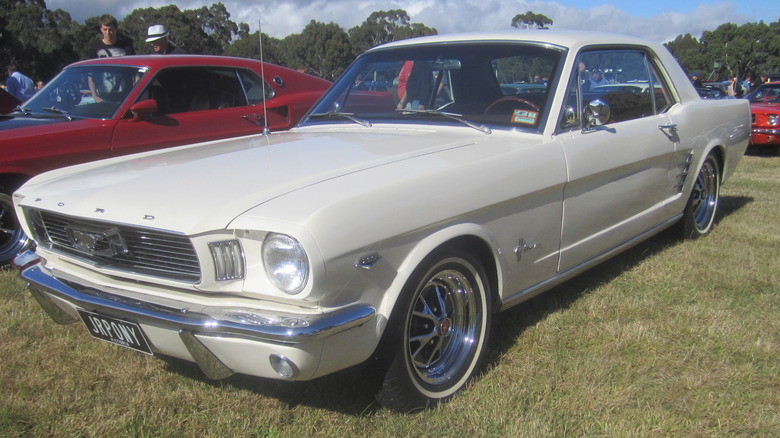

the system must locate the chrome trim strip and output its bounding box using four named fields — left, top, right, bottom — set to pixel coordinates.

left=20, top=260, right=376, bottom=344
left=752, top=128, right=780, bottom=135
